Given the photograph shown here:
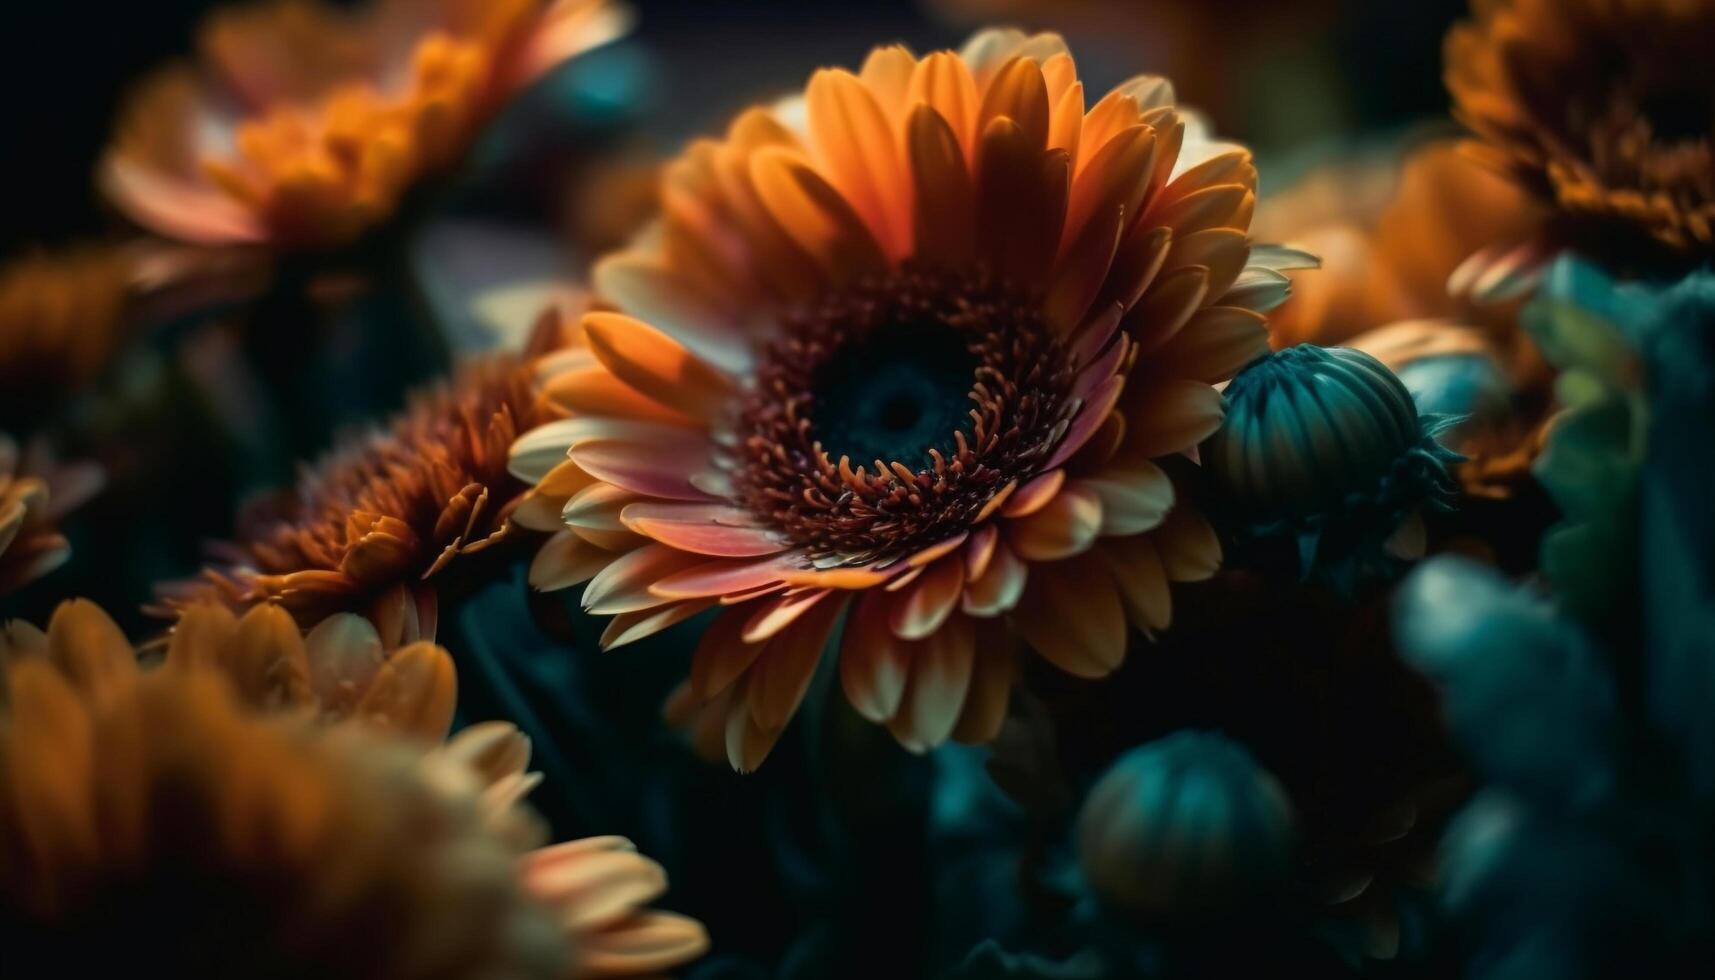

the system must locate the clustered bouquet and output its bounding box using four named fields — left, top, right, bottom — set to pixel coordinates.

left=2, top=0, right=1711, bottom=977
